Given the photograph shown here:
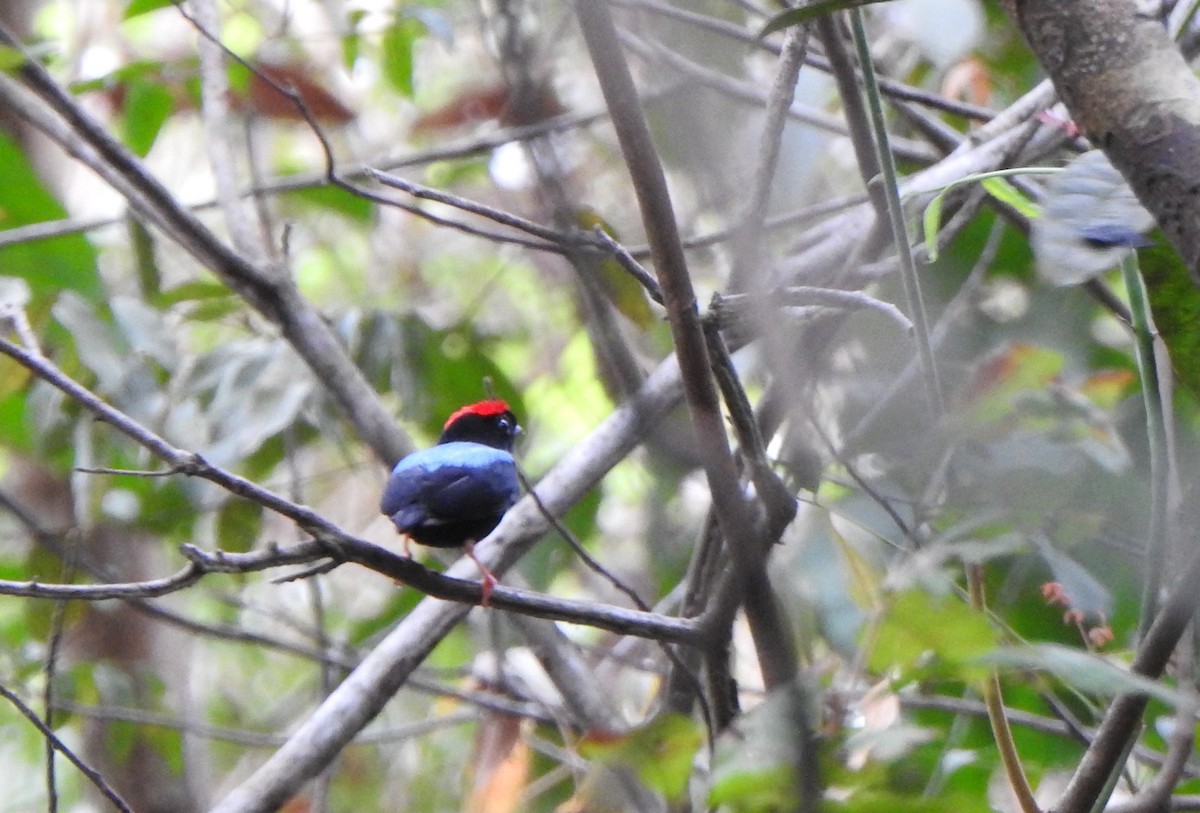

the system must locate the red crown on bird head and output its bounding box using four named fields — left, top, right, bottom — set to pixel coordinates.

left=444, top=399, right=513, bottom=428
